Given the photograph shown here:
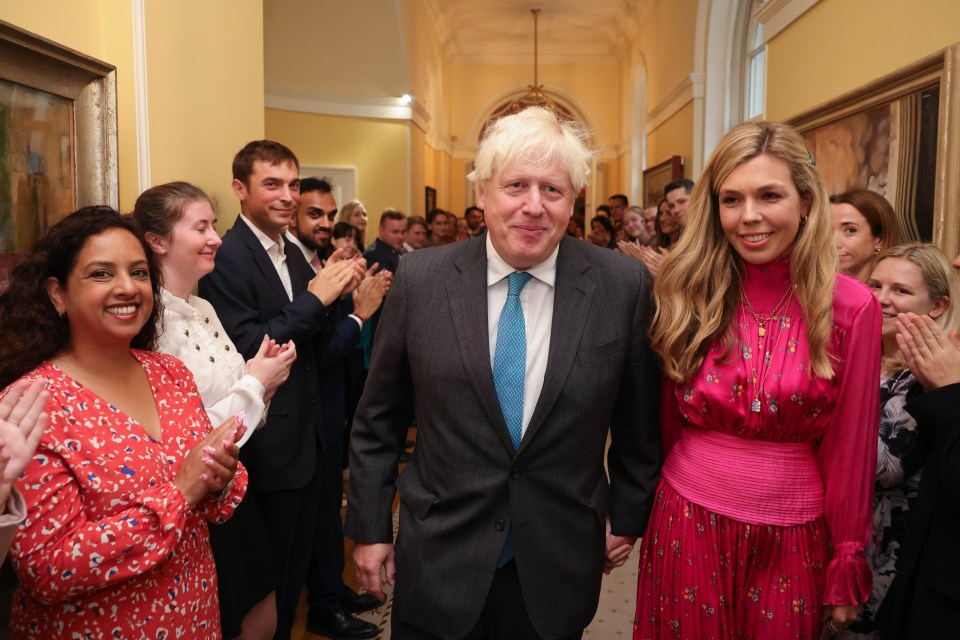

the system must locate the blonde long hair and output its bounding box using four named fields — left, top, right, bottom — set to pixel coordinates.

left=873, top=243, right=960, bottom=373
left=652, top=121, right=836, bottom=382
